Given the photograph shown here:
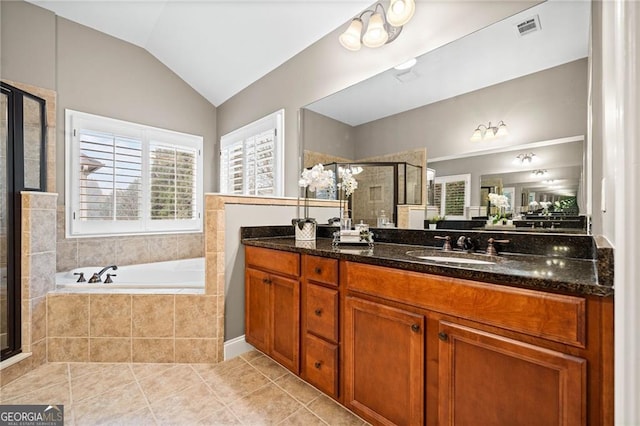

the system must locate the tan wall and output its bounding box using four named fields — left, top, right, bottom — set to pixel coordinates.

left=302, top=109, right=356, bottom=162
